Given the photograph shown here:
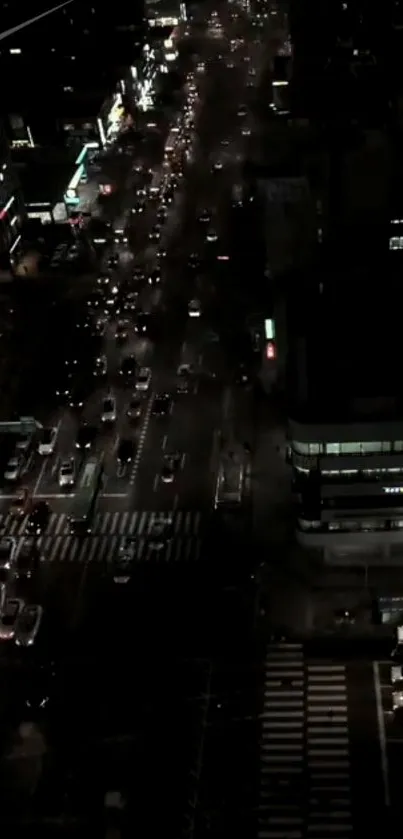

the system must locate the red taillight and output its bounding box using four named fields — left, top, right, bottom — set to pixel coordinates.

left=266, top=342, right=276, bottom=360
